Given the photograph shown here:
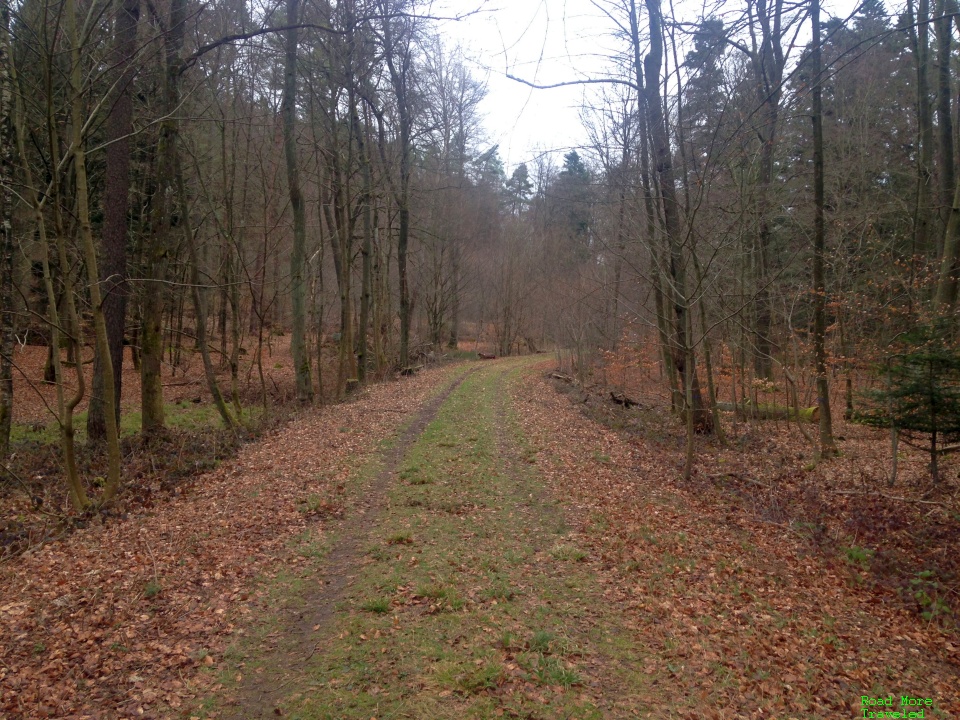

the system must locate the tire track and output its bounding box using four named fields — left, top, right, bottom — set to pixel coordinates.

left=223, top=367, right=477, bottom=718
